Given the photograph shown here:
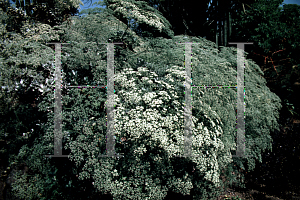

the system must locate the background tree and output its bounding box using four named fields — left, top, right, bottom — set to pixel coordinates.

left=229, top=0, right=300, bottom=119
left=126, top=0, right=258, bottom=47
left=227, top=1, right=300, bottom=198
left=0, top=0, right=89, bottom=165
left=0, top=0, right=96, bottom=198
left=203, top=0, right=257, bottom=47
left=0, top=0, right=86, bottom=34
left=0, top=0, right=28, bottom=33
left=102, top=0, right=174, bottom=39
left=124, top=0, right=211, bottom=38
